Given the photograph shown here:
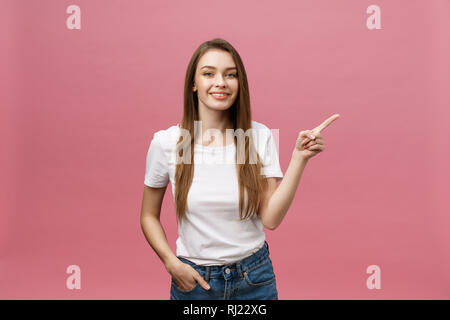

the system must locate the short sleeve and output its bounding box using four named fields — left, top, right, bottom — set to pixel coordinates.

left=144, top=133, right=169, bottom=188
left=260, top=128, right=284, bottom=181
